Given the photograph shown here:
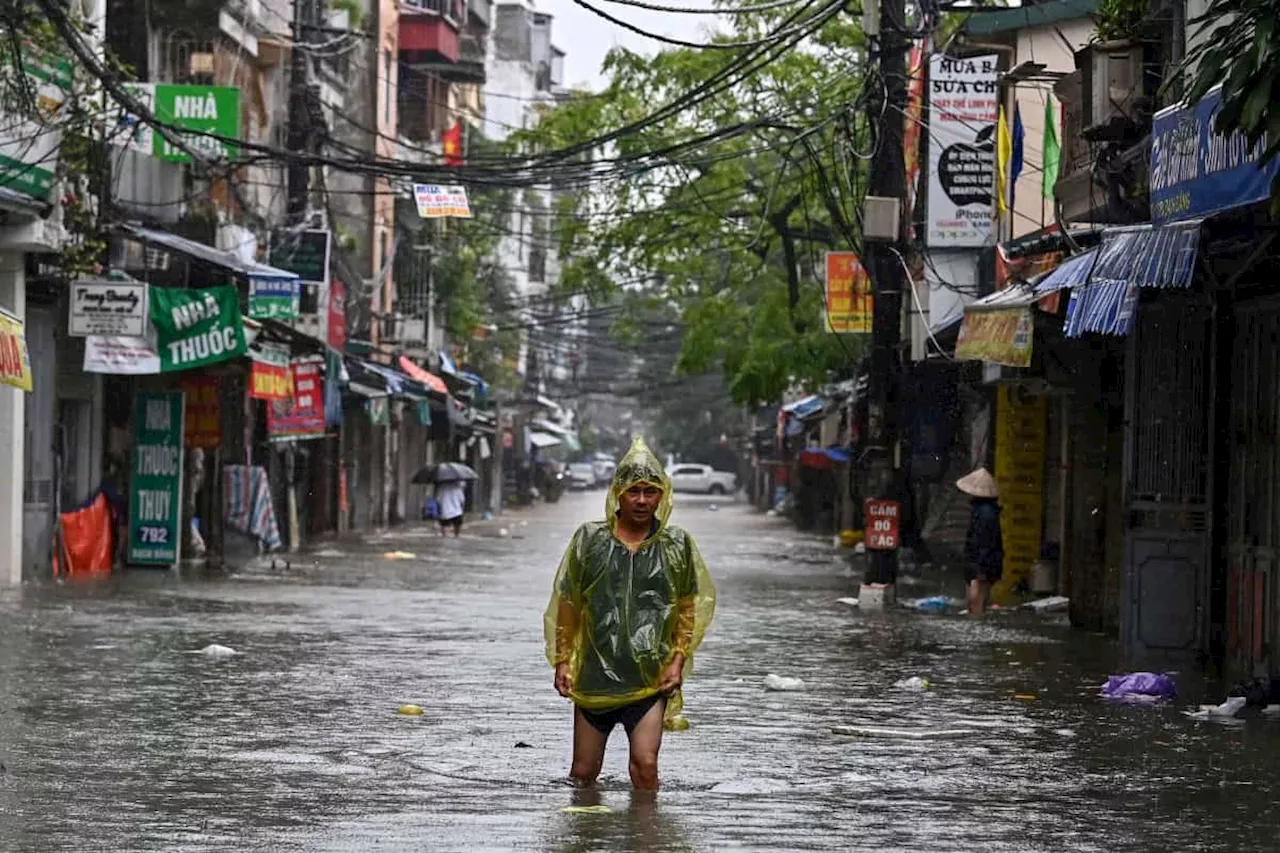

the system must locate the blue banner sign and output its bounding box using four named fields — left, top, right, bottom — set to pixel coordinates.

left=1150, top=87, right=1280, bottom=224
